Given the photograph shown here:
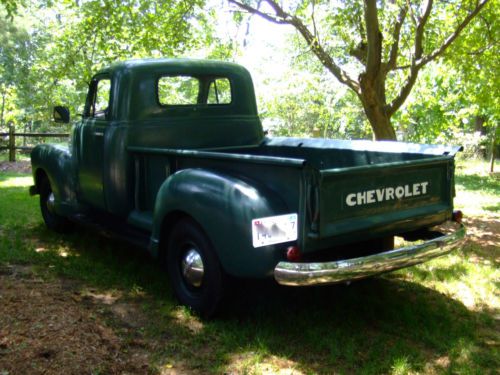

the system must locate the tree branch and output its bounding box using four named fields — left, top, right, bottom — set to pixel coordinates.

left=290, top=18, right=360, bottom=92
left=363, top=0, right=382, bottom=77
left=417, top=0, right=490, bottom=67
left=387, top=5, right=408, bottom=71
left=388, top=0, right=489, bottom=115
left=229, top=0, right=360, bottom=93
left=387, top=0, right=433, bottom=115
left=311, top=0, right=320, bottom=46
left=414, top=0, right=433, bottom=60
left=227, top=0, right=287, bottom=24
left=407, top=0, right=418, bottom=26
